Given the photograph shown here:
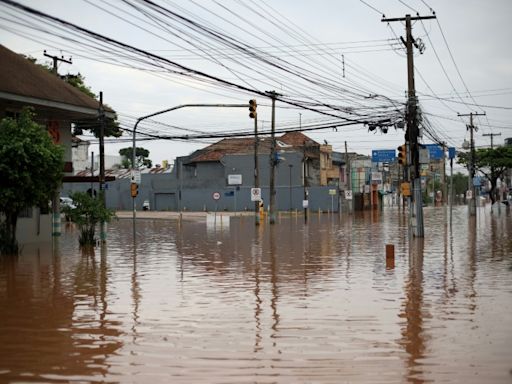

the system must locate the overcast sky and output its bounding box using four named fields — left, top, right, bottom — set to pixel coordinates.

left=1, top=0, right=511, bottom=171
